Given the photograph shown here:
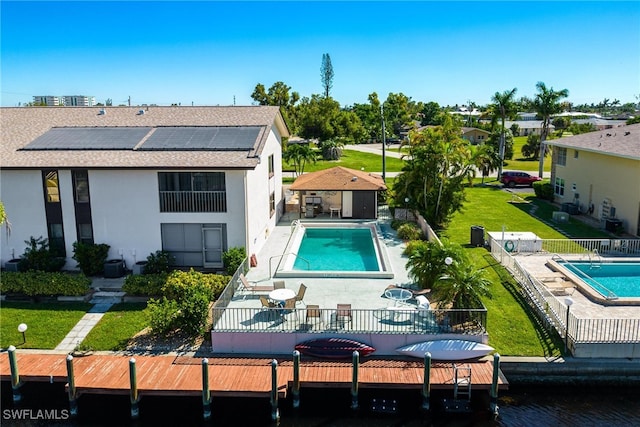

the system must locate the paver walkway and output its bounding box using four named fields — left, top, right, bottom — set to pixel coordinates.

left=54, top=303, right=113, bottom=352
